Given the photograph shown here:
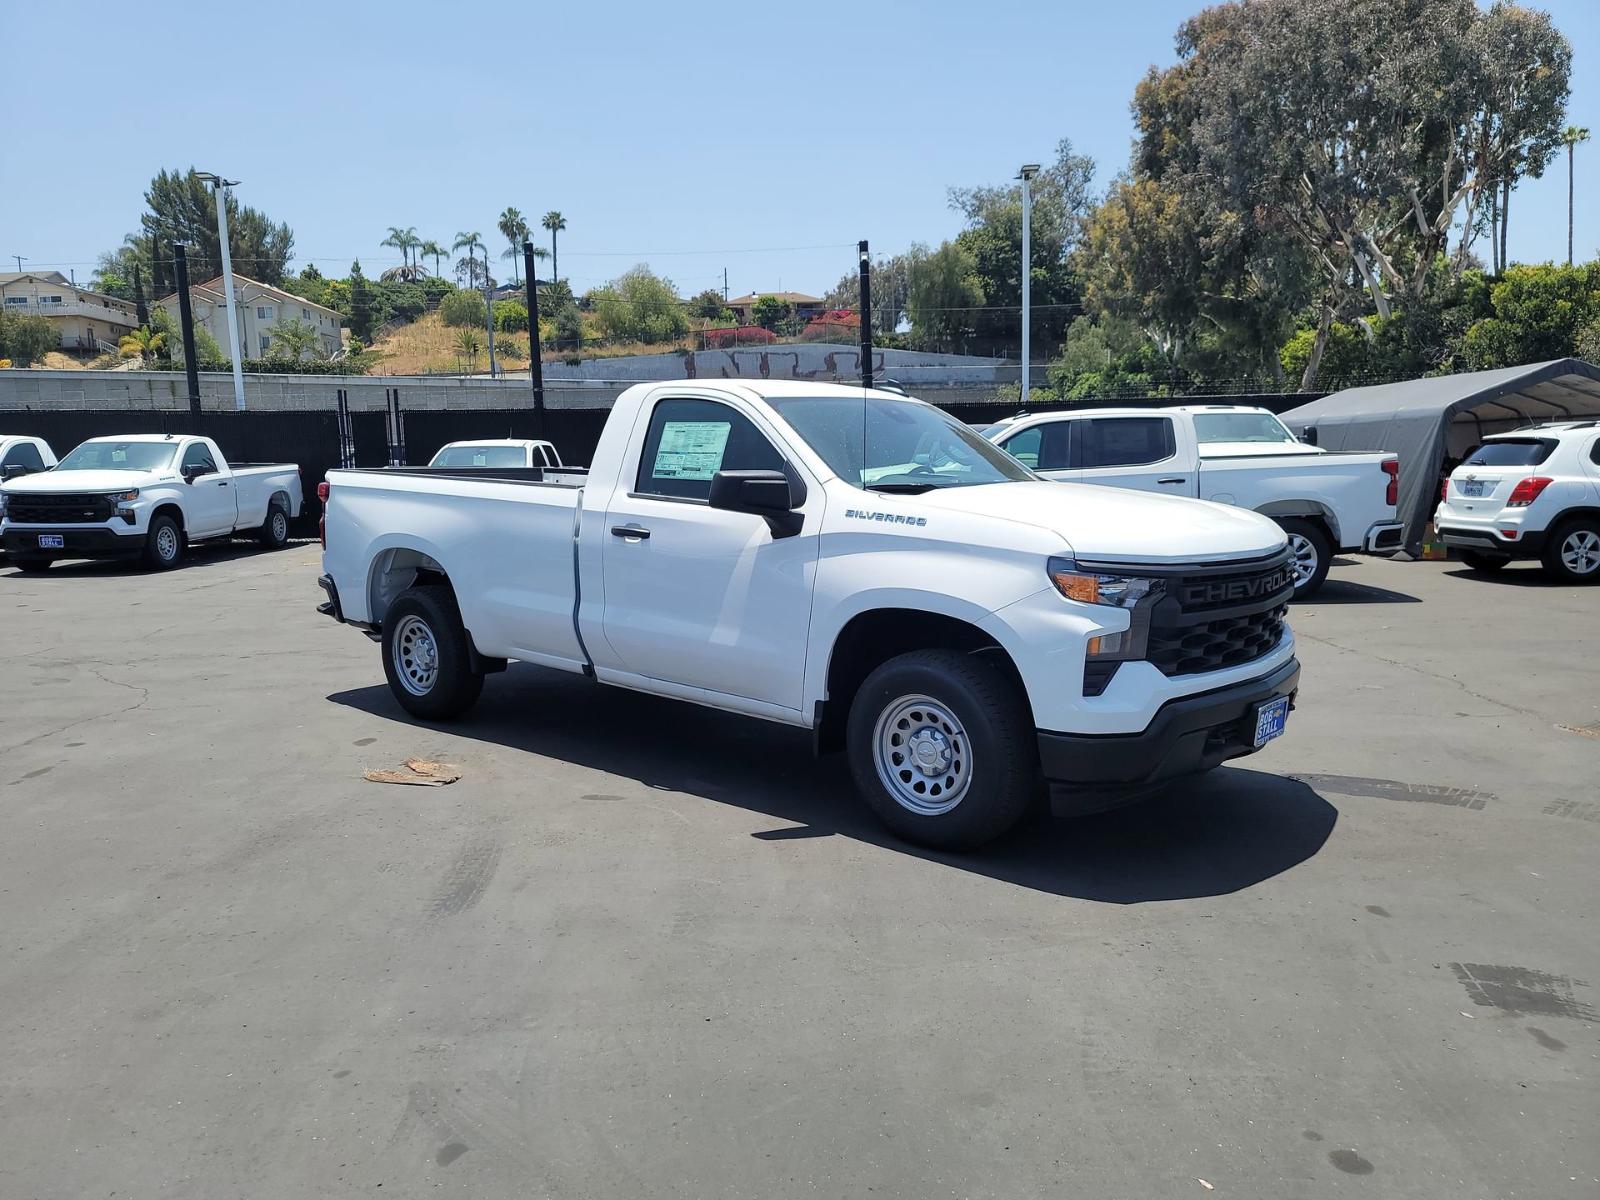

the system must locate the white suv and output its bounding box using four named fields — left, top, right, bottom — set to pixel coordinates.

left=1435, top=421, right=1600, bottom=582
